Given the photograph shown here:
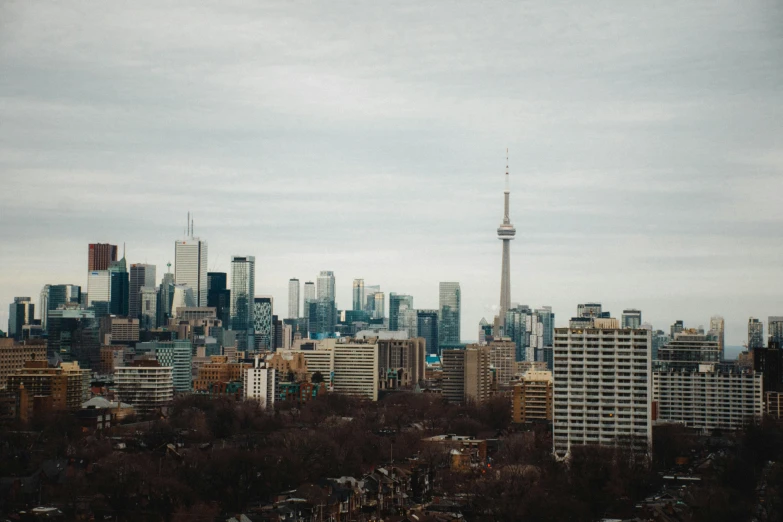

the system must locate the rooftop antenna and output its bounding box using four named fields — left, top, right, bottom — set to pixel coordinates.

left=123, top=242, right=126, bottom=259
left=505, top=147, right=509, bottom=192
left=167, top=261, right=171, bottom=273
left=191, top=217, right=194, bottom=237
left=187, top=211, right=190, bottom=237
